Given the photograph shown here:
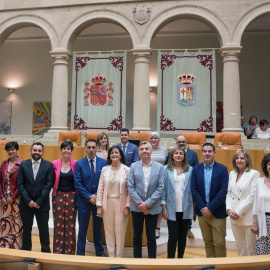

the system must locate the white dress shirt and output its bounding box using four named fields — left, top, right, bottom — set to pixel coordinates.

left=141, top=160, right=152, bottom=194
